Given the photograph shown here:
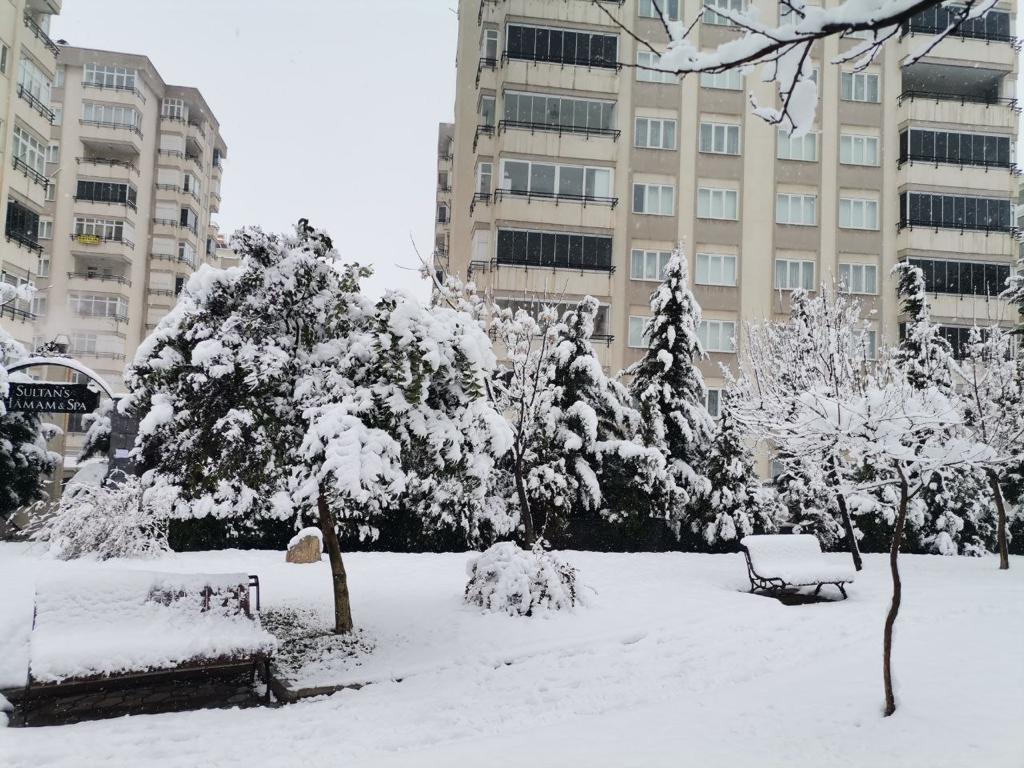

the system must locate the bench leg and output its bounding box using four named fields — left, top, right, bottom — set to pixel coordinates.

left=838, top=584, right=848, bottom=599
left=813, top=584, right=823, bottom=596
